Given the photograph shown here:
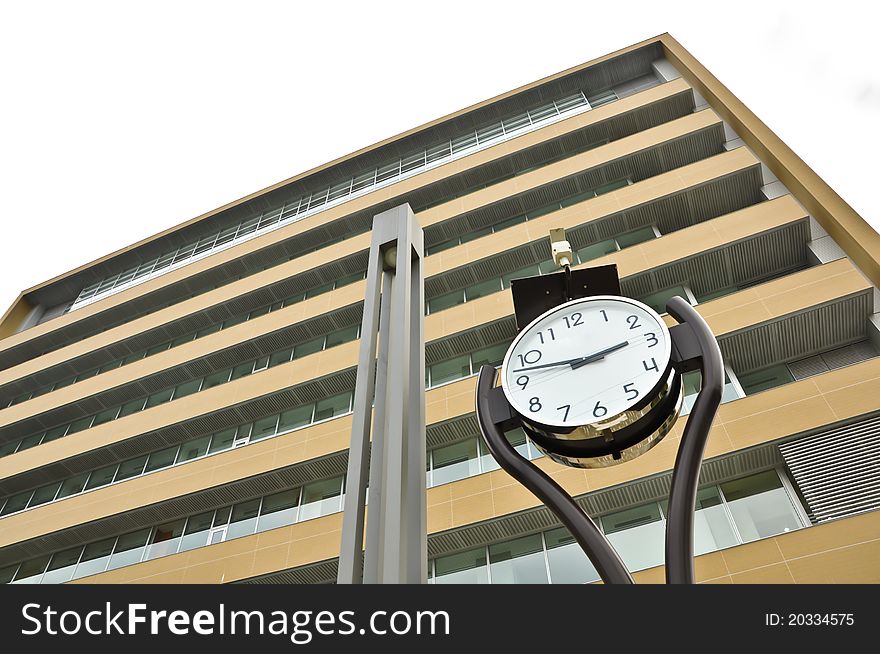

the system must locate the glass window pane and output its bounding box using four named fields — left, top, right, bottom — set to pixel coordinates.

left=118, top=397, right=147, bottom=418
left=41, top=426, right=67, bottom=443
left=459, top=226, right=493, bottom=244
left=545, top=527, right=600, bottom=584
left=305, top=281, right=334, bottom=299
left=465, top=278, right=502, bottom=302
left=429, top=354, right=471, bottom=386
left=42, top=547, right=83, bottom=584
left=257, top=489, right=300, bottom=533
left=642, top=285, right=690, bottom=315
left=0, top=564, right=18, bottom=584
left=173, top=378, right=202, bottom=399
left=279, top=405, right=313, bottom=433
left=738, top=364, right=794, bottom=396
left=616, top=225, right=657, bottom=249
left=601, top=503, right=665, bottom=572
left=250, top=415, right=278, bottom=442
left=576, top=239, right=618, bottom=264
left=314, top=392, right=351, bottom=421
left=12, top=556, right=50, bottom=584
left=269, top=348, right=293, bottom=368
left=489, top=534, right=548, bottom=584
left=56, top=472, right=89, bottom=500
left=294, top=336, right=325, bottom=359
left=721, top=471, right=802, bottom=542
left=28, top=482, right=61, bottom=507
left=691, top=486, right=739, bottom=555
left=177, top=435, right=210, bottom=463
left=179, top=511, right=214, bottom=552
left=427, top=290, right=465, bottom=314
left=593, top=178, right=630, bottom=195
left=84, top=464, right=118, bottom=490
left=325, top=326, right=359, bottom=349
left=229, top=362, right=254, bottom=381
left=17, top=433, right=44, bottom=451
left=299, top=477, right=343, bottom=521
left=1, top=491, right=33, bottom=516
left=201, top=370, right=231, bottom=391
left=144, top=446, right=178, bottom=473
left=91, top=407, right=120, bottom=427
left=73, top=538, right=116, bottom=579
left=66, top=415, right=94, bottom=434
left=208, top=428, right=236, bottom=454
left=0, top=440, right=20, bottom=457
left=472, top=342, right=510, bottom=370
left=431, top=439, right=479, bottom=486
left=434, top=547, right=489, bottom=584
left=145, top=520, right=186, bottom=560
left=227, top=499, right=261, bottom=539
left=114, top=456, right=148, bottom=482
left=145, top=387, right=174, bottom=409
left=106, top=529, right=151, bottom=571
